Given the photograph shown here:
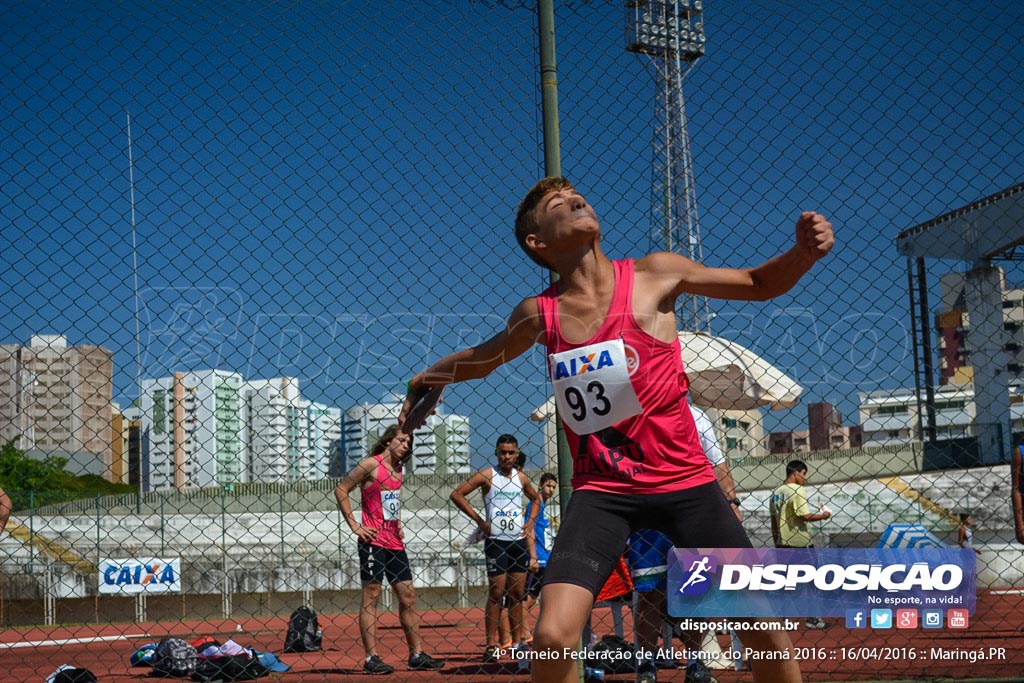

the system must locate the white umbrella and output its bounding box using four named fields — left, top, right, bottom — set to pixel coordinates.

left=530, top=331, right=801, bottom=421
left=678, top=331, right=802, bottom=411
